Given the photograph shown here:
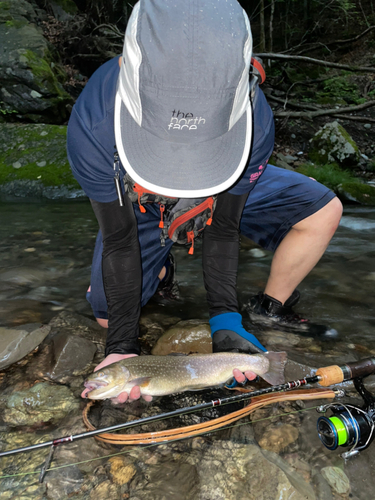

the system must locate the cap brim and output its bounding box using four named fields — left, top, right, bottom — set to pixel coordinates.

left=114, top=92, right=252, bottom=198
